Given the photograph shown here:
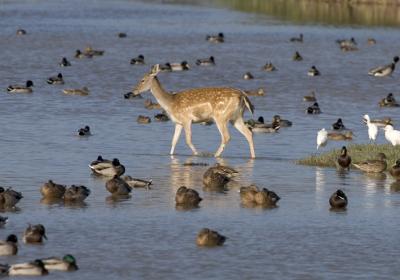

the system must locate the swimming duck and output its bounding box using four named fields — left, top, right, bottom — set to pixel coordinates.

left=16, top=29, right=27, bottom=35
left=59, top=57, right=71, bottom=67
left=263, top=62, right=276, bottom=72
left=7, top=80, right=34, bottom=93
left=329, top=189, right=348, bottom=210
left=40, top=180, right=66, bottom=199
left=246, top=118, right=280, bottom=133
left=90, top=158, right=125, bottom=177
left=0, top=234, right=18, bottom=256
left=254, top=188, right=280, bottom=207
left=196, top=228, right=226, bottom=247
left=63, top=87, right=89, bottom=96
left=84, top=46, right=104, bottom=56
left=368, top=56, right=399, bottom=77
left=9, top=260, right=48, bottom=276
left=363, top=114, right=378, bottom=142
left=317, top=128, right=328, bottom=149
left=144, top=99, right=162, bottom=110
left=130, top=55, right=145, bottom=65
left=137, top=115, right=151, bottom=124
left=336, top=146, right=351, bottom=171
left=243, top=72, right=254, bottom=80
left=273, top=115, right=292, bottom=127
left=206, top=32, right=224, bottom=43
left=75, top=49, right=92, bottom=59
left=303, top=91, right=317, bottom=102
left=292, top=51, right=303, bottom=61
left=42, top=254, right=78, bottom=271
left=78, top=125, right=91, bottom=136
left=154, top=112, right=170, bottom=122
left=306, top=102, right=321, bottom=114
left=105, top=176, right=131, bottom=196
left=122, top=175, right=152, bottom=190
left=353, top=153, right=387, bottom=173
left=203, top=164, right=237, bottom=191
left=47, top=73, right=64, bottom=85
left=23, top=224, right=47, bottom=244
left=384, top=125, right=400, bottom=146
left=64, top=185, right=90, bottom=202
left=336, top=37, right=357, bottom=48
left=89, top=155, right=112, bottom=170
left=124, top=91, right=142, bottom=99
left=367, top=38, right=376, bottom=45
left=389, top=160, right=400, bottom=180
left=239, top=185, right=259, bottom=205
left=0, top=187, right=23, bottom=209
left=118, top=32, right=127, bottom=38
left=290, top=33, right=303, bottom=42
left=308, top=66, right=320, bottom=76
left=161, top=61, right=190, bottom=71
left=0, top=216, right=7, bottom=227
left=379, top=93, right=399, bottom=107
left=244, top=88, right=265, bottom=96
left=327, top=131, right=353, bottom=141
left=196, top=56, right=215, bottom=66
left=332, top=118, right=346, bottom=131
left=175, top=186, right=202, bottom=207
